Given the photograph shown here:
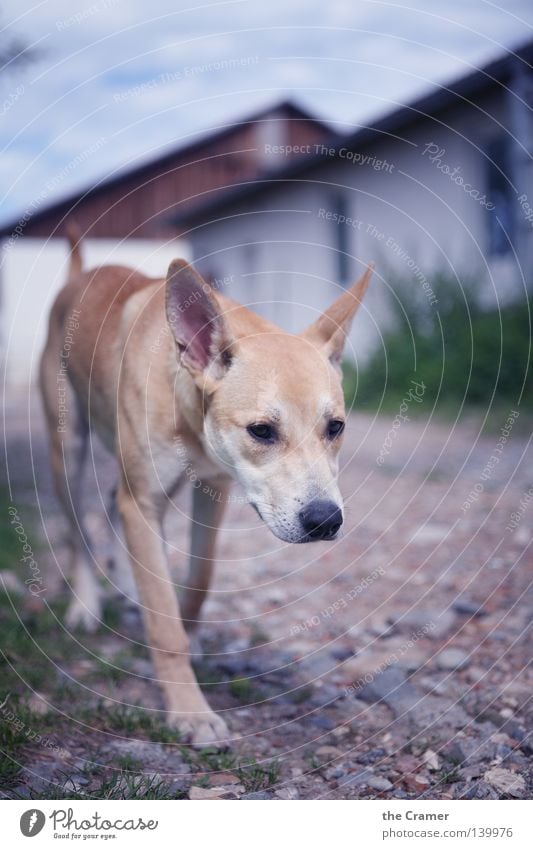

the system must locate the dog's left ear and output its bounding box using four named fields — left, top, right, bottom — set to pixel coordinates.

left=301, top=263, right=374, bottom=370
left=165, top=259, right=233, bottom=389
